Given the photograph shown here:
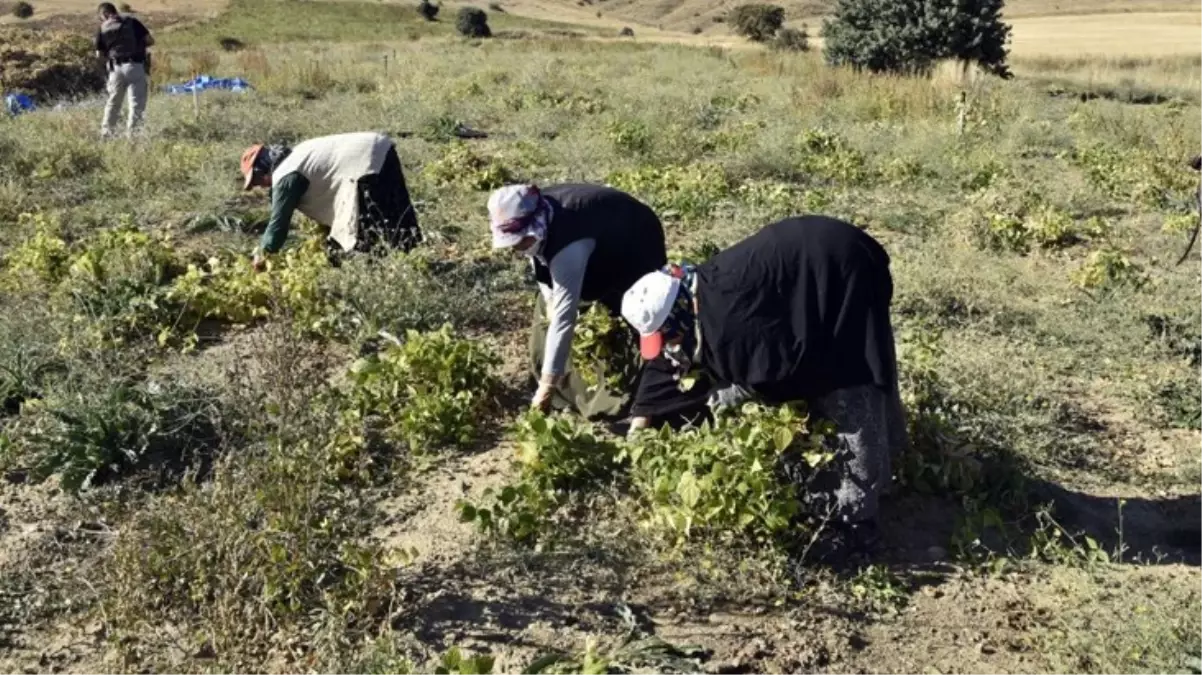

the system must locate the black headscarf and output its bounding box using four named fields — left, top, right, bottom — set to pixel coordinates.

left=253, top=144, right=292, bottom=182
